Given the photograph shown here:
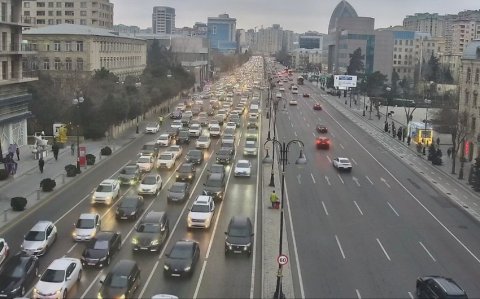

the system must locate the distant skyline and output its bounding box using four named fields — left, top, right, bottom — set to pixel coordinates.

left=112, top=0, right=480, bottom=33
